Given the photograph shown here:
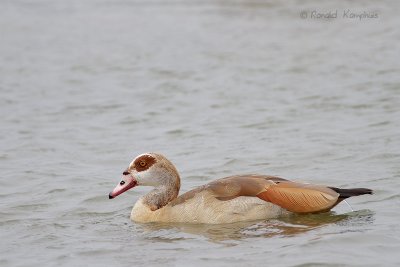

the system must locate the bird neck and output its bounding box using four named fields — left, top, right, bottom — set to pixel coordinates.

left=141, top=171, right=180, bottom=211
